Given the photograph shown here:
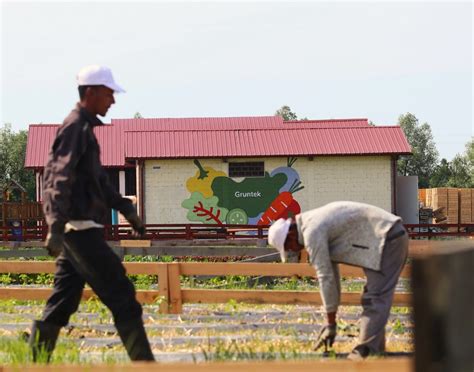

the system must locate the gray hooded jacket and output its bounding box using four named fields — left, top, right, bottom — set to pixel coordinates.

left=295, top=201, right=401, bottom=312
